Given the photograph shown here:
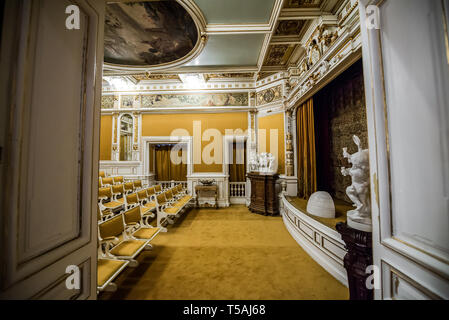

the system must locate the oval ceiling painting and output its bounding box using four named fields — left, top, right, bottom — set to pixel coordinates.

left=104, top=1, right=198, bottom=66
